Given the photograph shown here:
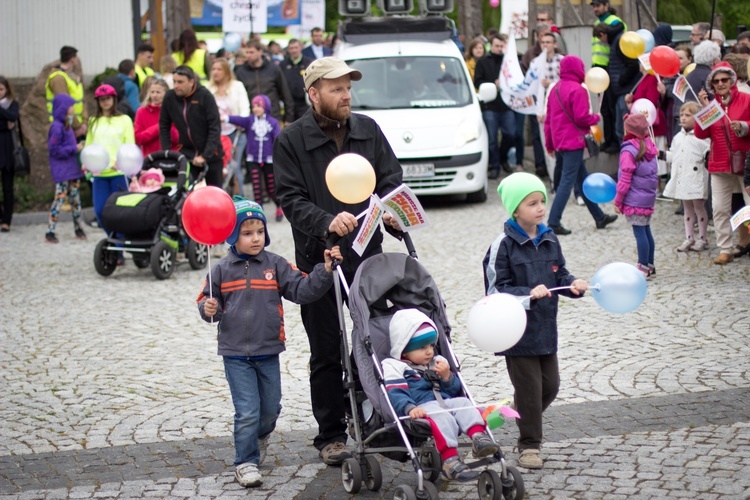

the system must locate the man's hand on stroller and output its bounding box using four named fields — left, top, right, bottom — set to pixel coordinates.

left=324, top=246, right=343, bottom=273
left=409, top=407, right=427, bottom=419
left=382, top=213, right=401, bottom=231
left=193, top=155, right=206, bottom=168
left=329, top=212, right=358, bottom=237
left=203, top=298, right=218, bottom=317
